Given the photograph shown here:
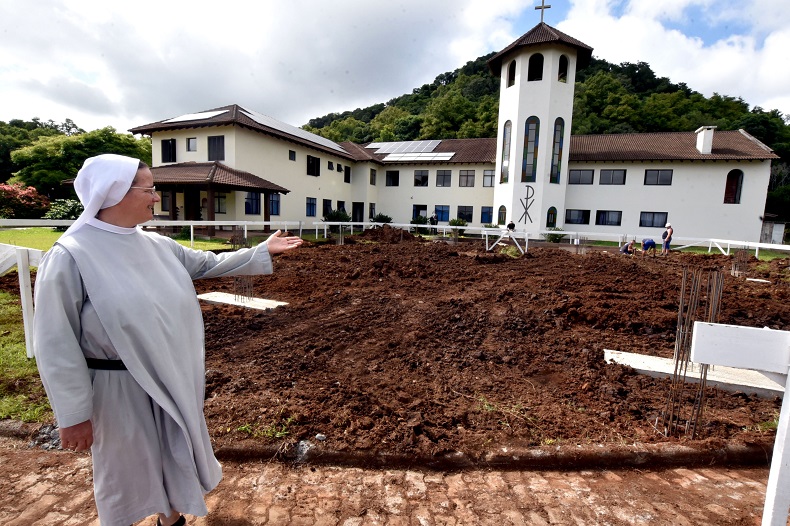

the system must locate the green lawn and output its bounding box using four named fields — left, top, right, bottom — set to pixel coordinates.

left=0, top=291, right=51, bottom=422
left=0, top=227, right=234, bottom=252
